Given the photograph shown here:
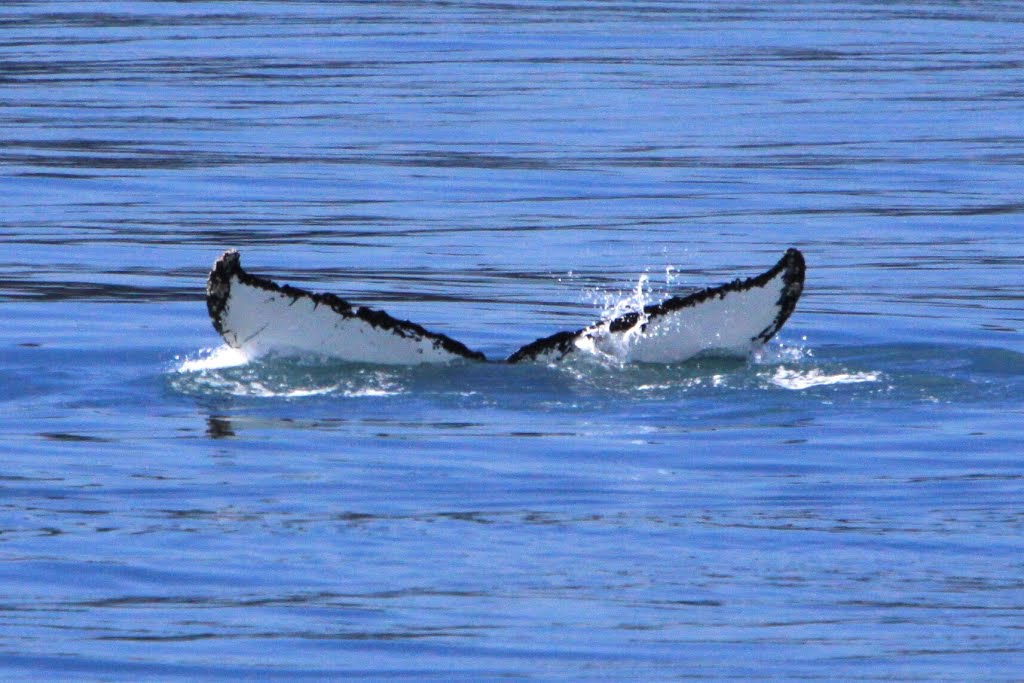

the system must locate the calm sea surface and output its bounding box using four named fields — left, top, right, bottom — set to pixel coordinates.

left=2, top=2, right=1023, bottom=680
